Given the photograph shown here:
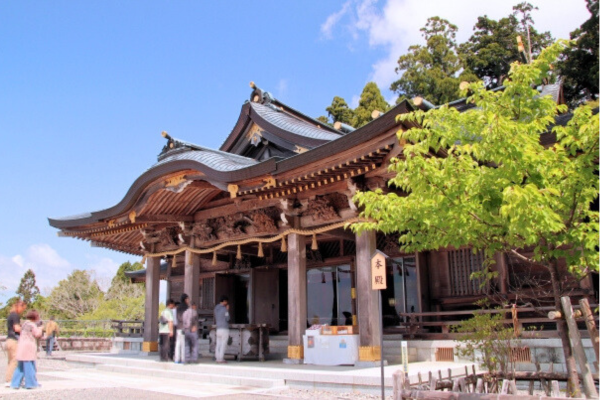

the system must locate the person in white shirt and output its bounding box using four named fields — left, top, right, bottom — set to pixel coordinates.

left=174, top=294, right=189, bottom=364
left=158, top=299, right=175, bottom=361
